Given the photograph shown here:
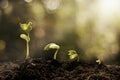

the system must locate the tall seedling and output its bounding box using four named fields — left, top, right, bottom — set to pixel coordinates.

left=20, top=22, right=32, bottom=59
